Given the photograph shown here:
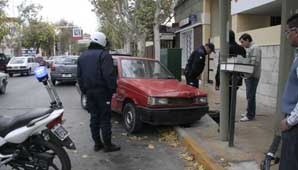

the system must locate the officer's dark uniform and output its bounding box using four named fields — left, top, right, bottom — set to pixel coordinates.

left=184, top=46, right=207, bottom=88
left=77, top=42, right=119, bottom=152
